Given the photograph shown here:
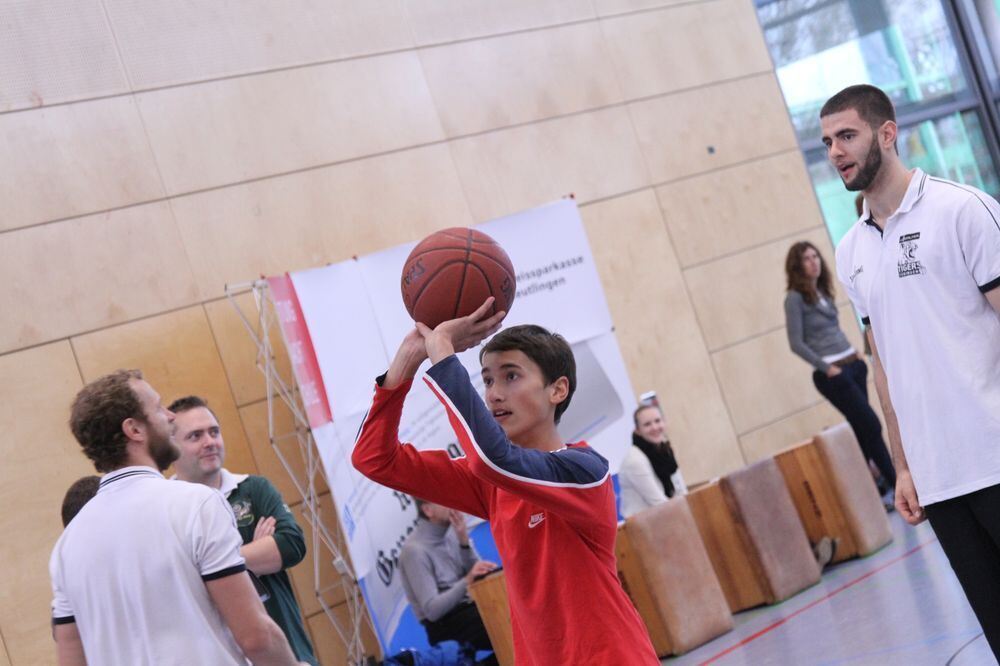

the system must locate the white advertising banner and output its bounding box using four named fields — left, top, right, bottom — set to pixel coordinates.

left=284, top=199, right=637, bottom=649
